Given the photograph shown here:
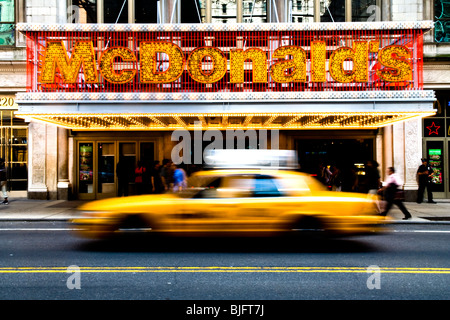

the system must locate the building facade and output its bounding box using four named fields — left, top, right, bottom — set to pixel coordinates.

left=1, top=0, right=449, bottom=201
